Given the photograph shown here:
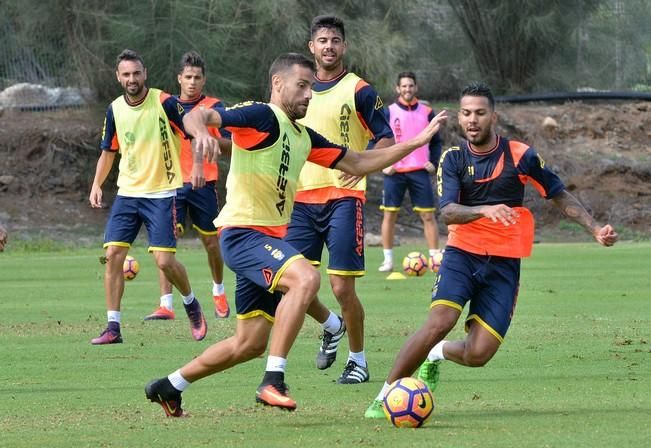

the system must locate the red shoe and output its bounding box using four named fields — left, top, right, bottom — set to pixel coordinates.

left=213, top=293, right=230, bottom=318
left=255, top=383, right=296, bottom=410
left=183, top=299, right=207, bottom=341
left=90, top=328, right=123, bottom=345
left=143, top=306, right=176, bottom=321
